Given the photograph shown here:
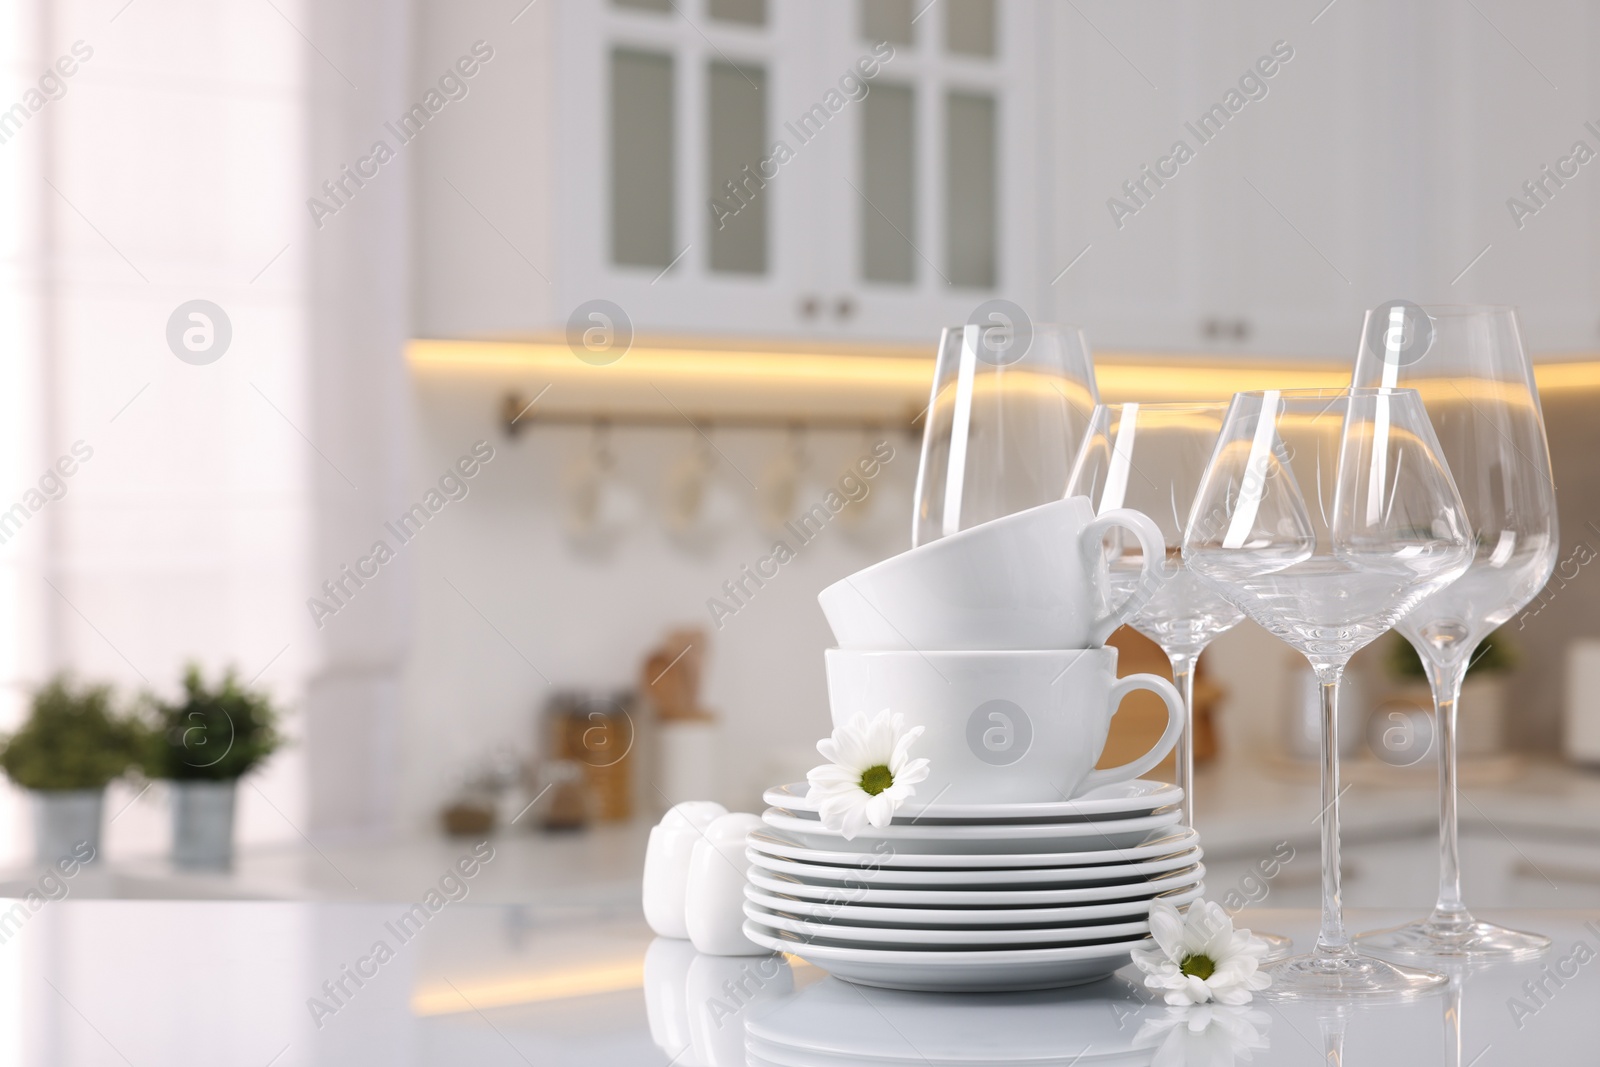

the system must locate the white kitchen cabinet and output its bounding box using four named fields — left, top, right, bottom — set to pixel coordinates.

left=415, top=1, right=1600, bottom=355
left=415, top=0, right=1048, bottom=344
left=1049, top=0, right=1600, bottom=359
